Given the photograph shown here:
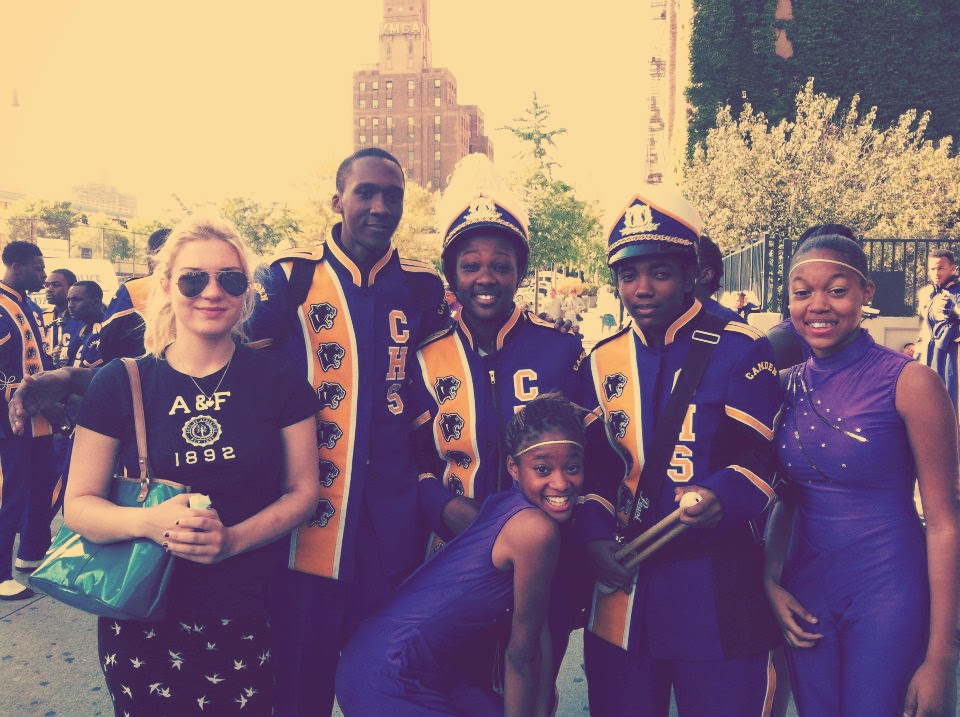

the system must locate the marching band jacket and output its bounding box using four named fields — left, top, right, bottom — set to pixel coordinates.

left=246, top=225, right=448, bottom=583
left=0, top=282, right=53, bottom=438
left=578, top=300, right=782, bottom=659
left=411, top=305, right=585, bottom=544
left=917, top=277, right=960, bottom=409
